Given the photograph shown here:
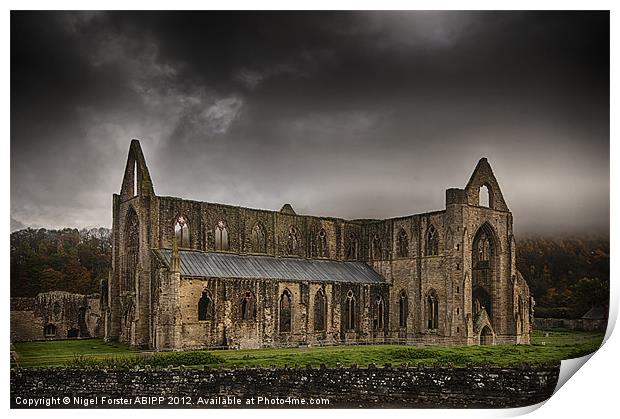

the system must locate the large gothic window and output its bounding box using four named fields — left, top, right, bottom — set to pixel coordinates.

left=427, top=289, right=439, bottom=330
left=215, top=220, right=229, bottom=251
left=346, top=233, right=359, bottom=260
left=198, top=291, right=214, bottom=321
left=374, top=295, right=385, bottom=331
left=286, top=226, right=298, bottom=255
left=251, top=223, right=267, bottom=253
left=425, top=225, right=439, bottom=256
left=279, top=289, right=292, bottom=333
left=397, top=229, right=409, bottom=257
left=314, top=288, right=327, bottom=332
left=372, top=233, right=383, bottom=260
left=399, top=290, right=408, bottom=328
left=124, top=208, right=139, bottom=291
left=240, top=290, right=256, bottom=321
left=472, top=224, right=495, bottom=320
left=174, top=215, right=190, bottom=248
left=345, top=290, right=356, bottom=331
